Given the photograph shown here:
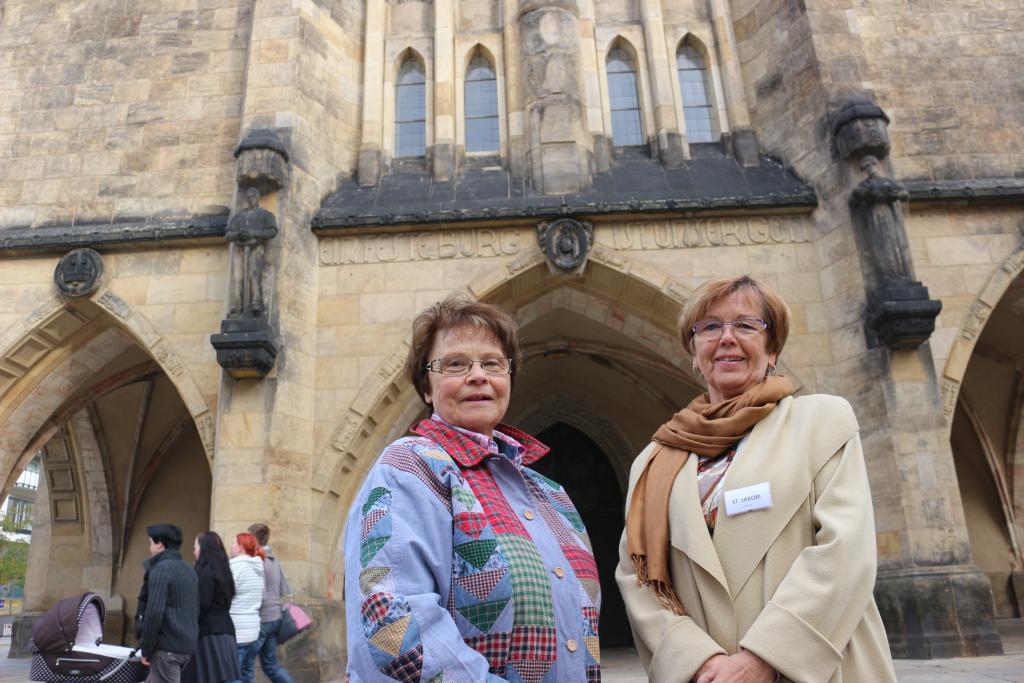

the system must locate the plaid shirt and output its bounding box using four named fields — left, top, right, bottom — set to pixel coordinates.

left=345, top=416, right=601, bottom=682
